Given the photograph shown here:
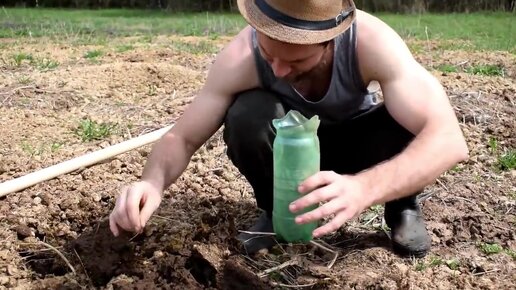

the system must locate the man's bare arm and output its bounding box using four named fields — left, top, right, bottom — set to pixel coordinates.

left=141, top=27, right=259, bottom=193
left=355, top=12, right=469, bottom=205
